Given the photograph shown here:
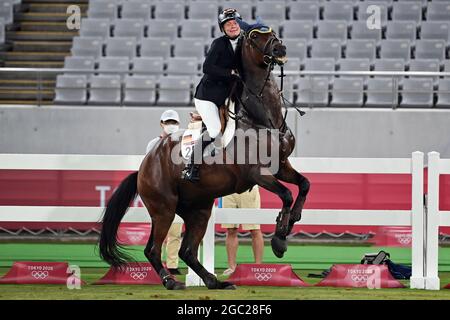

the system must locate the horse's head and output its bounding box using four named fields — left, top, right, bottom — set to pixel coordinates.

left=242, top=27, right=287, bottom=67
